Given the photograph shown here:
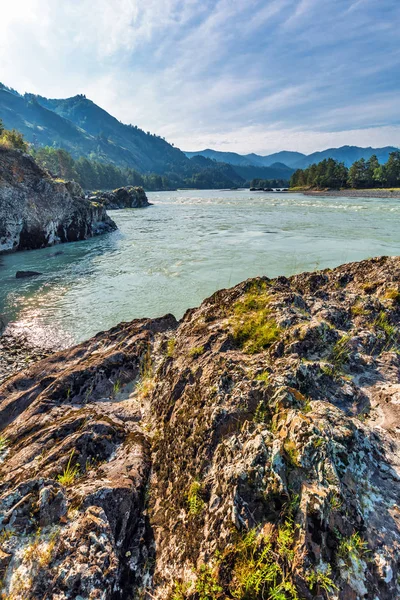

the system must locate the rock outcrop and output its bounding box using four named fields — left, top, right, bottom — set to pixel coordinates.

left=1, top=256, right=400, bottom=599
left=0, top=148, right=117, bottom=253
left=90, top=186, right=150, bottom=210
